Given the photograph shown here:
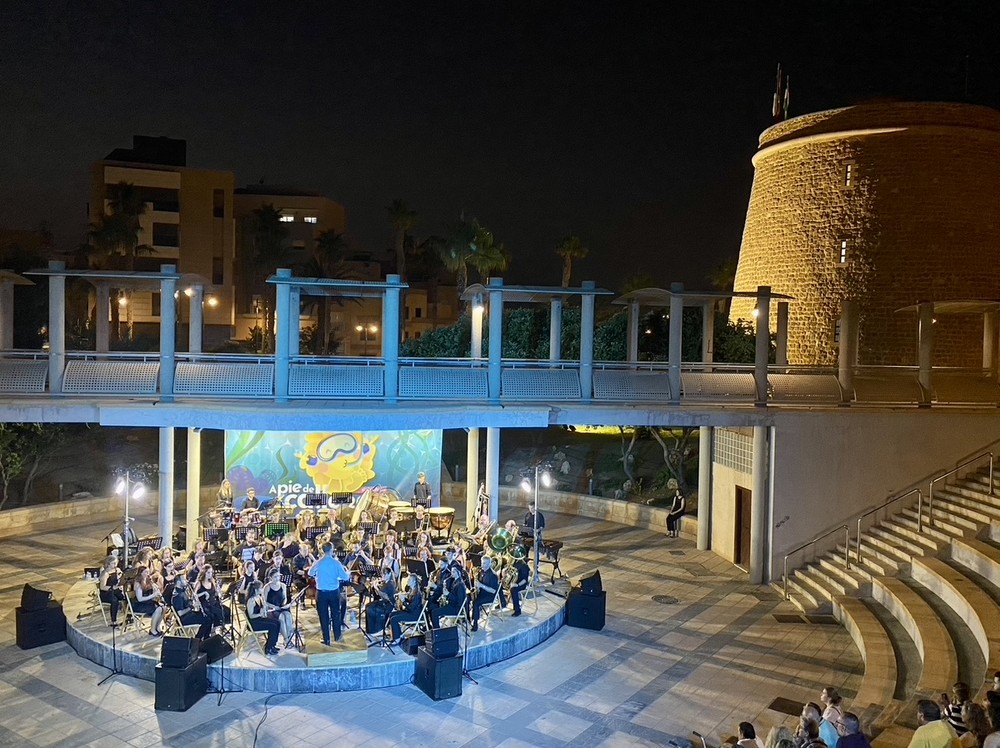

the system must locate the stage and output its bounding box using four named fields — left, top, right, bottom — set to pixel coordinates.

left=63, top=578, right=568, bottom=693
